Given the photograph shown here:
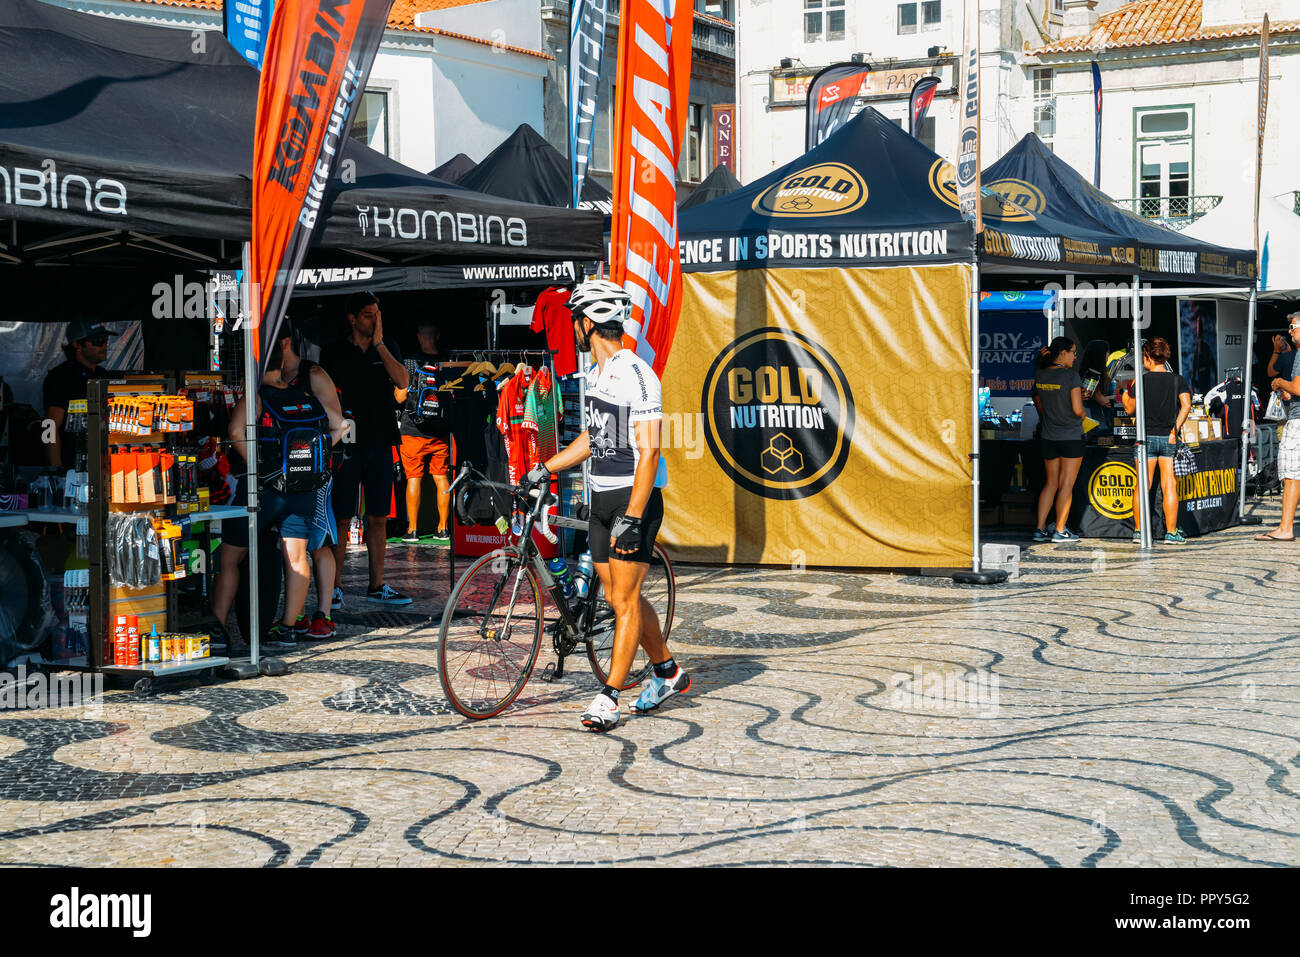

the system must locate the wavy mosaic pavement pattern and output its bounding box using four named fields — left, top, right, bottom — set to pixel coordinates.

left=0, top=516, right=1298, bottom=866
